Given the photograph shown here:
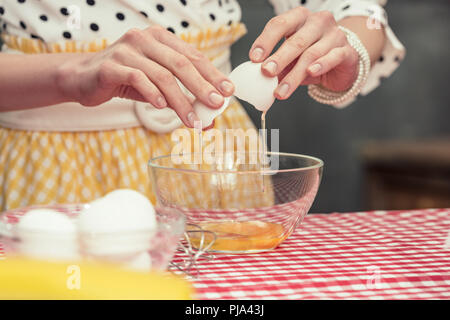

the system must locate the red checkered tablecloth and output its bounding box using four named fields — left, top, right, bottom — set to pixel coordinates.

left=185, top=208, right=450, bottom=299
left=1, top=208, right=449, bottom=299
